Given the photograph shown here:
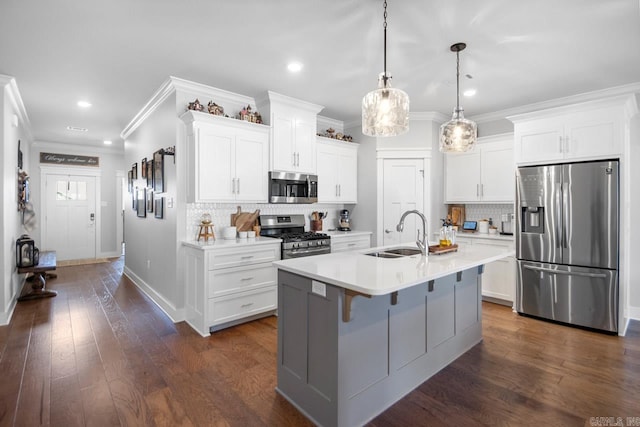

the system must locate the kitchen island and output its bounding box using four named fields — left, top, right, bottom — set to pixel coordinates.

left=273, top=243, right=514, bottom=427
